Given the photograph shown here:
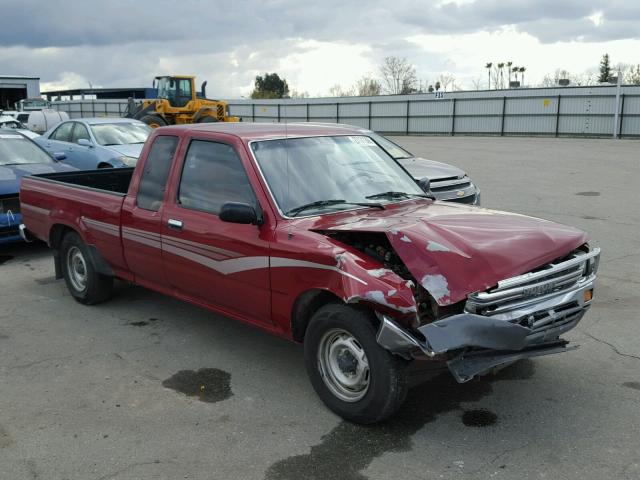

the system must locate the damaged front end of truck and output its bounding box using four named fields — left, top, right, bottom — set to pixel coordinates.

left=377, top=244, right=600, bottom=382
left=312, top=206, right=601, bottom=383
